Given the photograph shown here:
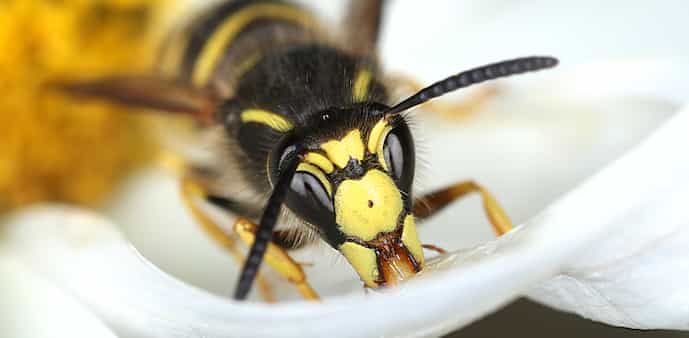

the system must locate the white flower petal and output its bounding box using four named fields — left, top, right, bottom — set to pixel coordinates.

left=3, top=107, right=688, bottom=337
left=524, top=108, right=689, bottom=329
left=380, top=0, right=689, bottom=84
left=5, top=206, right=512, bottom=338
left=0, top=241, right=118, bottom=338
left=416, top=105, right=689, bottom=332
